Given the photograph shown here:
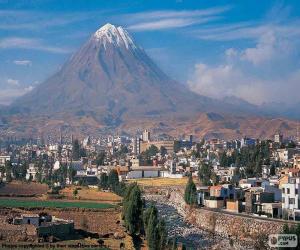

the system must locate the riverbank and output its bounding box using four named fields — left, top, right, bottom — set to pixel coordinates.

left=144, top=194, right=255, bottom=249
